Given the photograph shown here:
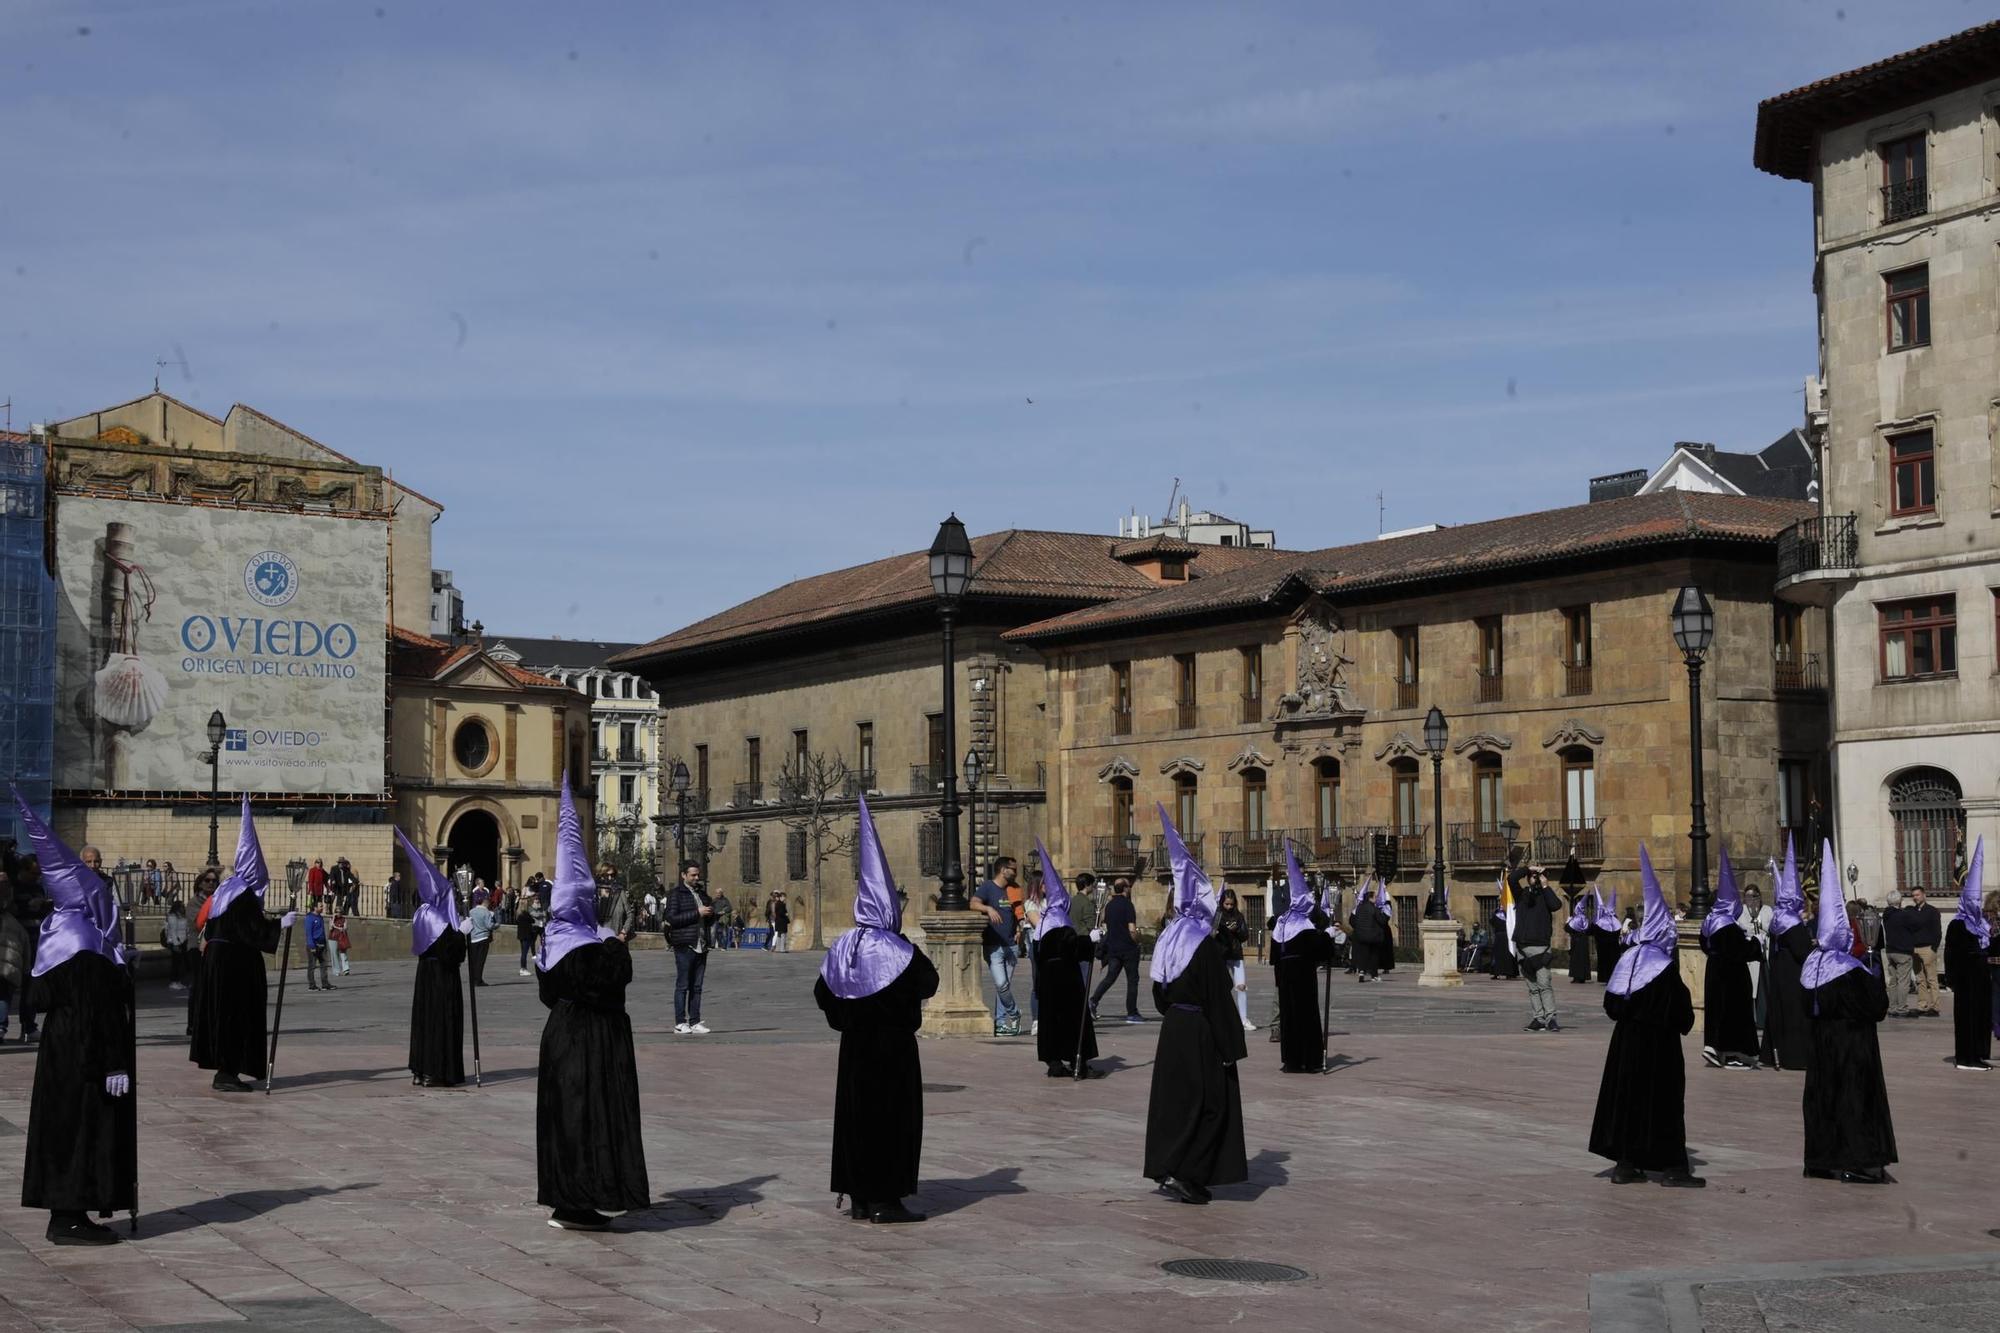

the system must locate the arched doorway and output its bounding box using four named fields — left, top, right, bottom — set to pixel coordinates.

left=447, top=809, right=502, bottom=891
left=1889, top=767, right=1963, bottom=892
